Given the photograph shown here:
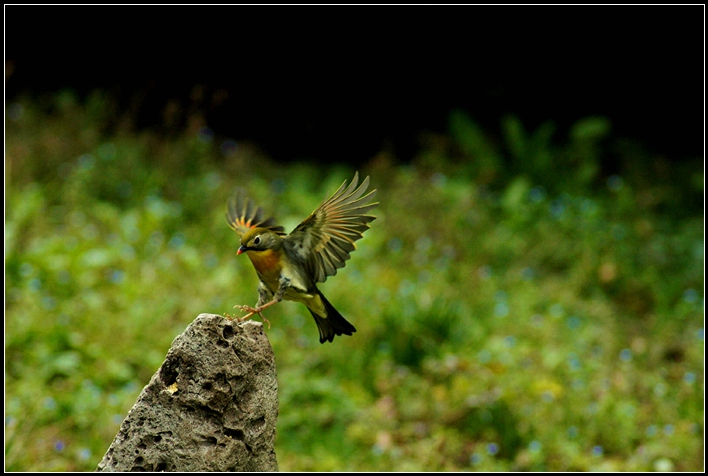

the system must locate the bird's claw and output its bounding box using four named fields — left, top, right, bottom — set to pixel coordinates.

left=234, top=304, right=259, bottom=314
left=229, top=304, right=271, bottom=329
